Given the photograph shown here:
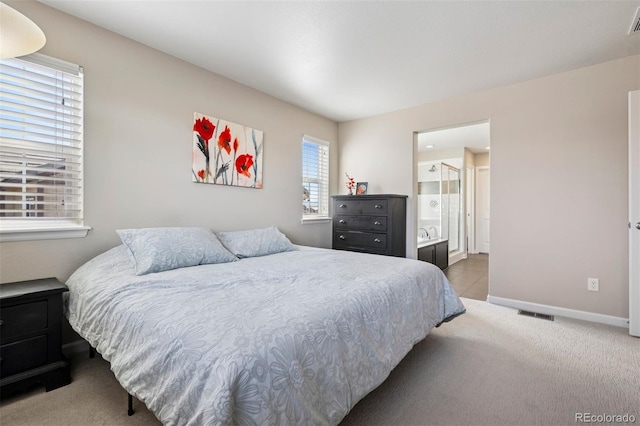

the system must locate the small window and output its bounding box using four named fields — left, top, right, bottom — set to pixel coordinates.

left=302, top=135, right=330, bottom=222
left=0, top=53, right=88, bottom=241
